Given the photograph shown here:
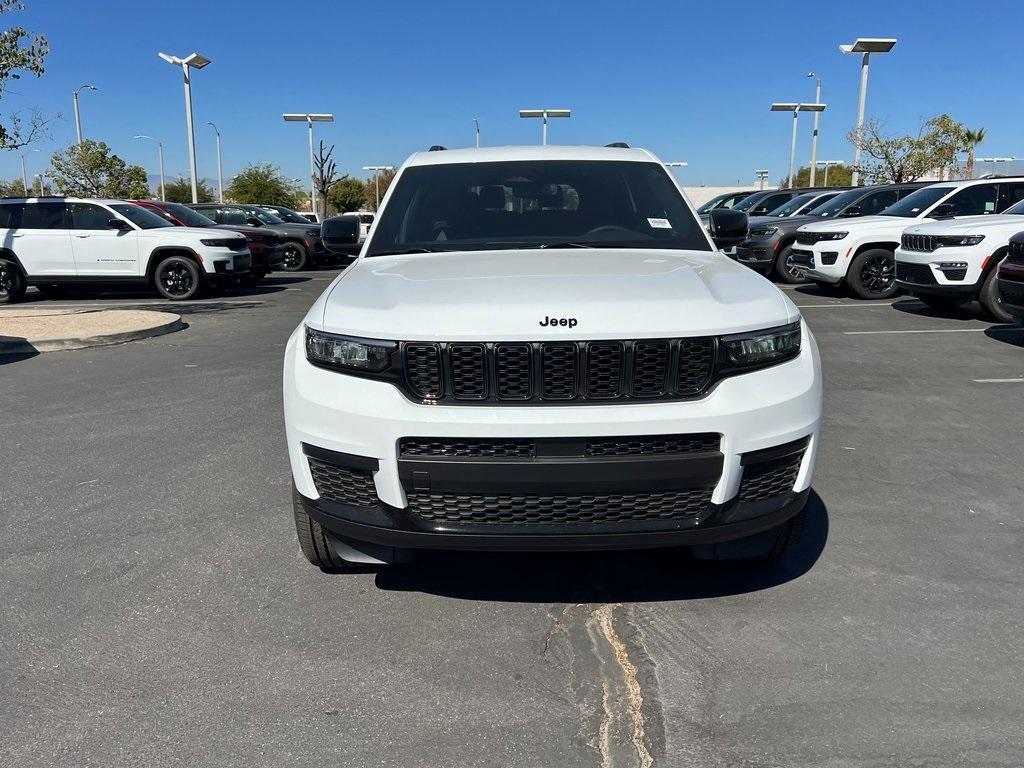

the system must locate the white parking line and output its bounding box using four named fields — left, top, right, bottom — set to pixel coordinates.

left=973, top=378, right=1024, bottom=383
left=843, top=328, right=1011, bottom=336
left=796, top=302, right=897, bottom=308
